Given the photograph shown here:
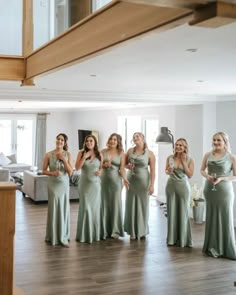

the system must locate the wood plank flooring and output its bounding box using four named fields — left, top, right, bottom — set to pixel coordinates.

left=14, top=192, right=236, bottom=295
